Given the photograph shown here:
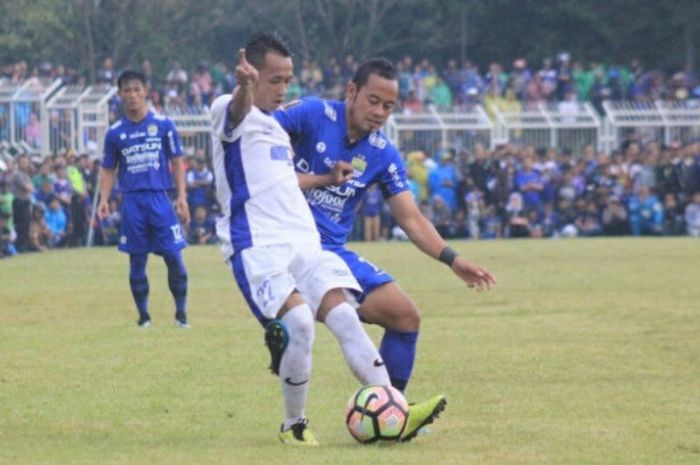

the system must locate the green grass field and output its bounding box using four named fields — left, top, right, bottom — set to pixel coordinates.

left=1, top=238, right=699, bottom=465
